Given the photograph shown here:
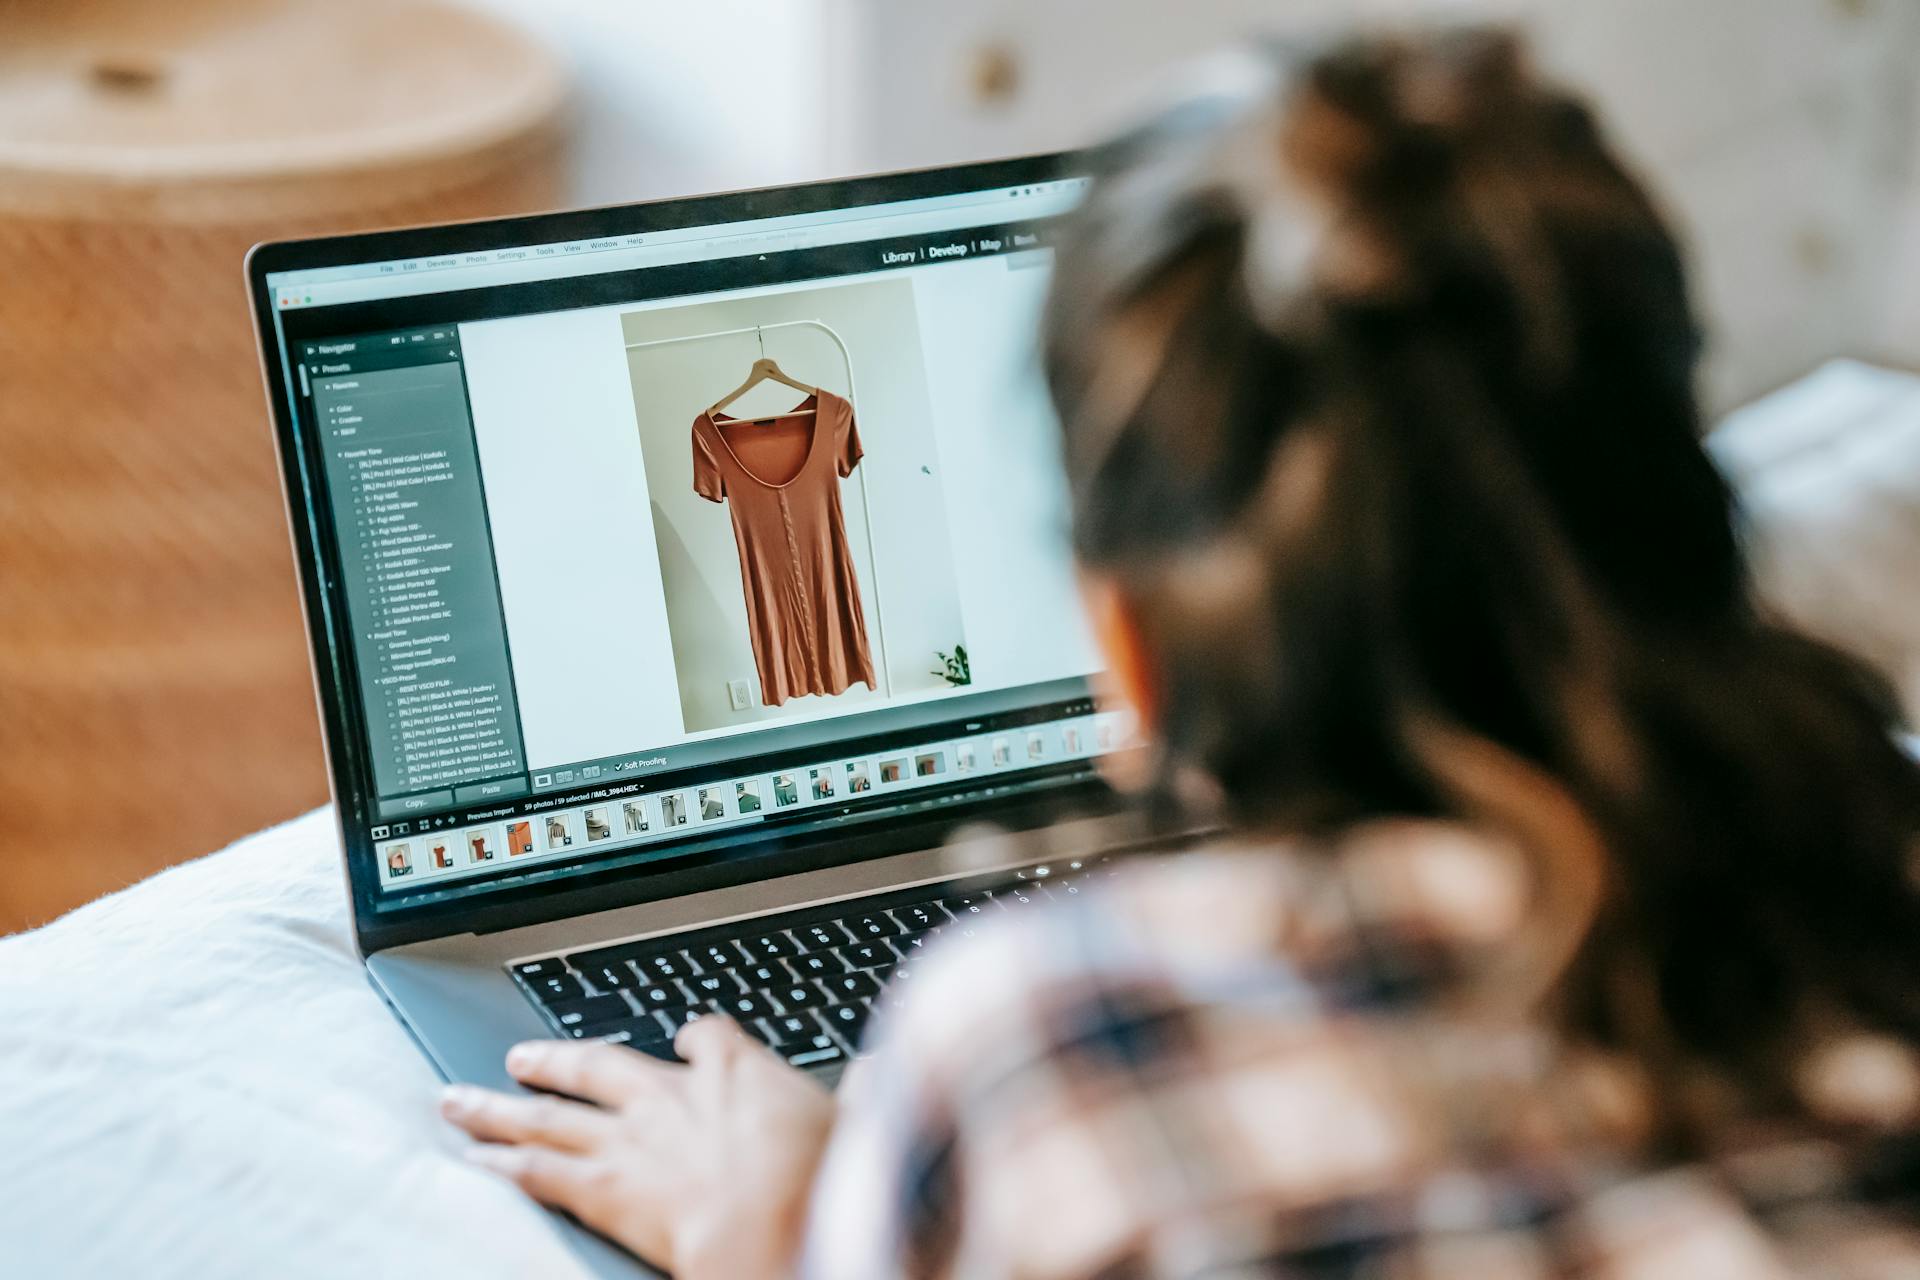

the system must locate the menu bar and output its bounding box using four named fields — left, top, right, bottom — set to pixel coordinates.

left=270, top=179, right=1087, bottom=310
